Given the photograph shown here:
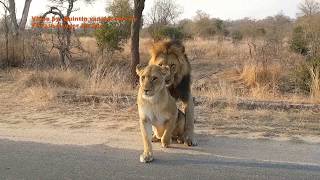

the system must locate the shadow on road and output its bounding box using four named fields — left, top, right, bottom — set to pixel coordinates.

left=1, top=137, right=320, bottom=180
